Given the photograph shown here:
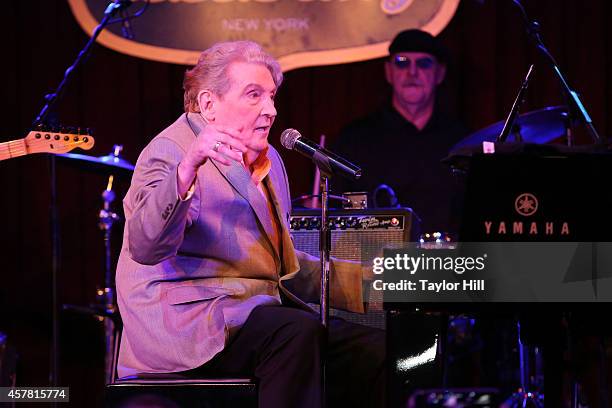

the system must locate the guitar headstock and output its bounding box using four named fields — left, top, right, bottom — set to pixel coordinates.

left=25, top=126, right=95, bottom=154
